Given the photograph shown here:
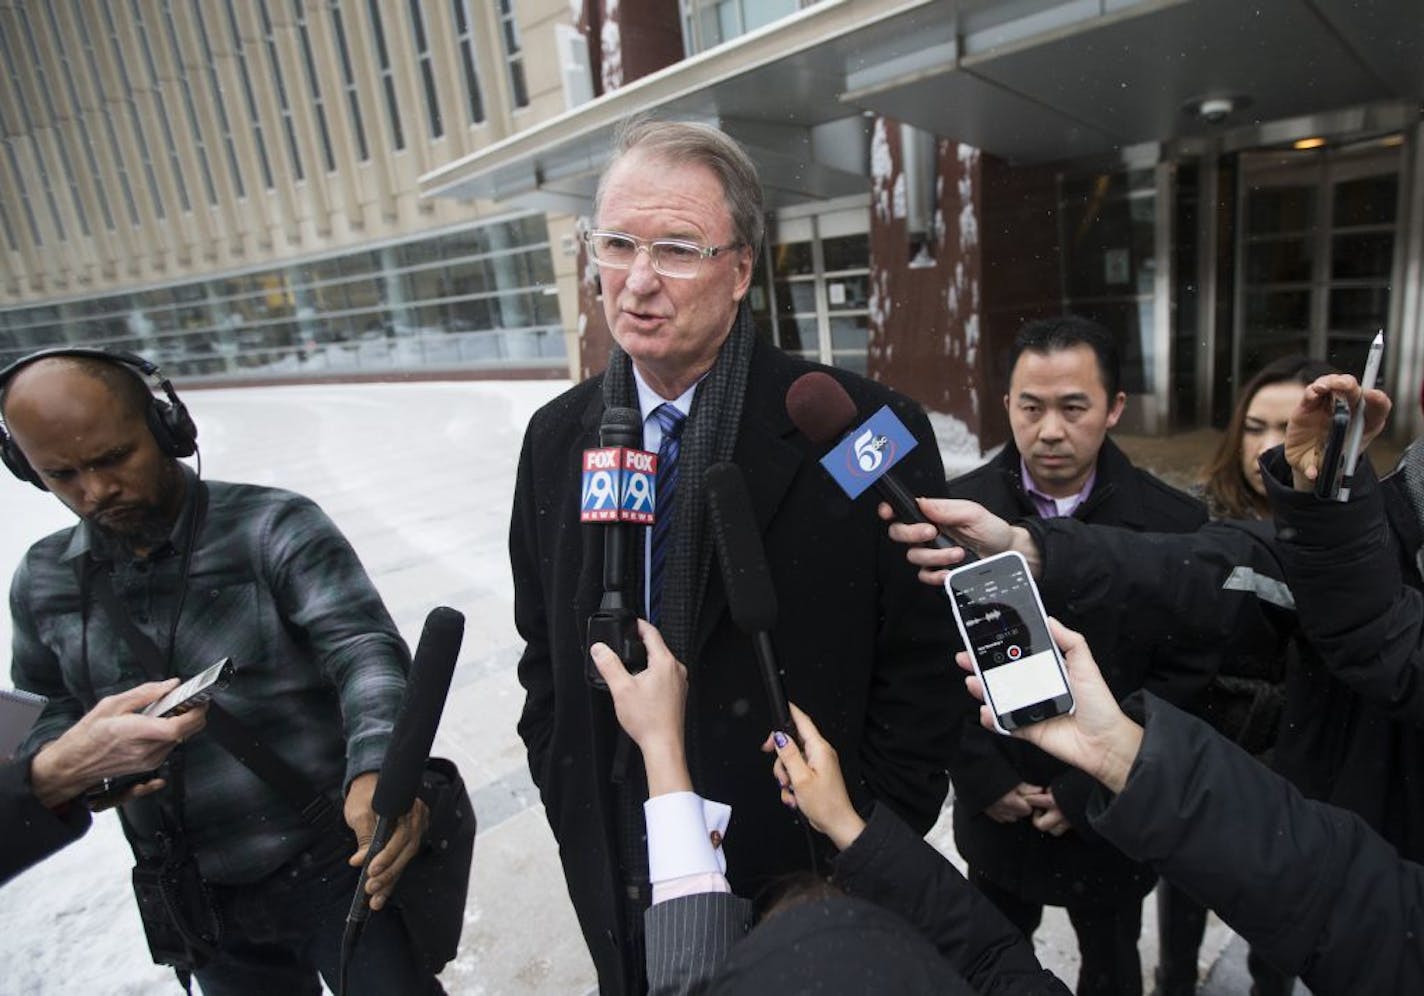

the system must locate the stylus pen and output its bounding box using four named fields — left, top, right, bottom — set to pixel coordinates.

left=1338, top=330, right=1384, bottom=502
